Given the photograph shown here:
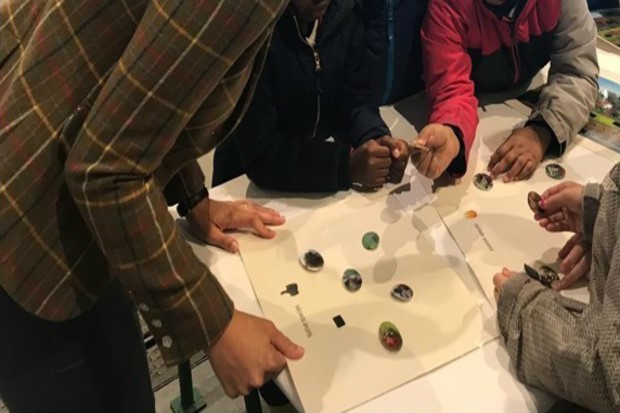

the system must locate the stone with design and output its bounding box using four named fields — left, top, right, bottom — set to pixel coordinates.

left=527, top=191, right=544, bottom=214
left=391, top=284, right=413, bottom=302
left=342, top=269, right=362, bottom=292
left=362, top=231, right=380, bottom=250
left=538, top=265, right=560, bottom=286
left=299, top=249, right=324, bottom=272
left=545, top=163, right=566, bottom=180
left=379, top=321, right=403, bottom=352
left=473, top=173, right=493, bottom=191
